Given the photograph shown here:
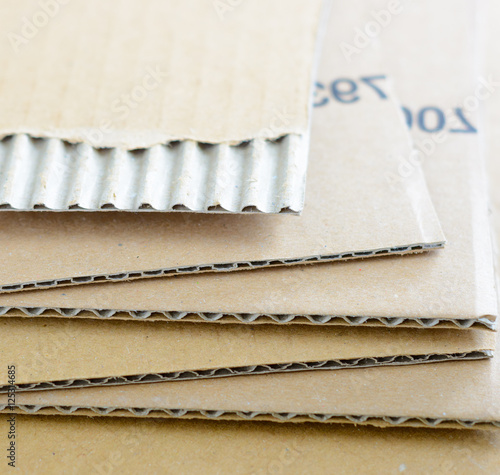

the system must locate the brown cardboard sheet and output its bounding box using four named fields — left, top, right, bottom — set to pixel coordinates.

left=2, top=0, right=492, bottom=329
left=0, top=318, right=492, bottom=392
left=0, top=1, right=444, bottom=292
left=0, top=0, right=322, bottom=147
left=3, top=414, right=500, bottom=474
